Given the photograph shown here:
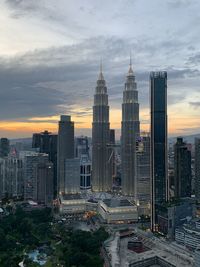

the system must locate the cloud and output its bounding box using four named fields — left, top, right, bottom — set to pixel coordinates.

left=4, top=0, right=58, bottom=21
left=167, top=0, right=195, bottom=9
left=189, top=102, right=200, bottom=108
left=0, top=32, right=200, bottom=140
left=187, top=52, right=200, bottom=66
